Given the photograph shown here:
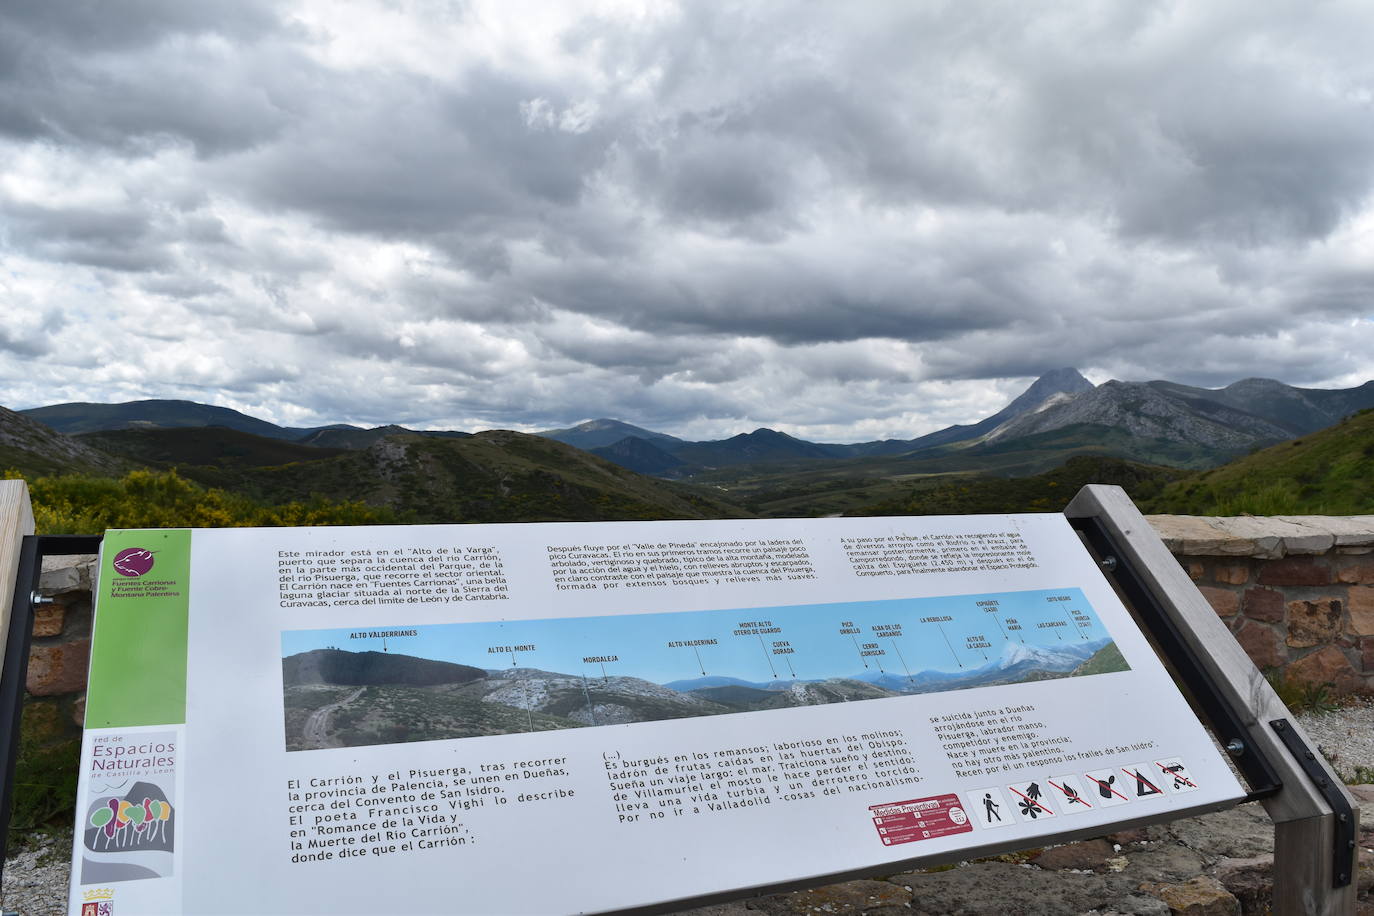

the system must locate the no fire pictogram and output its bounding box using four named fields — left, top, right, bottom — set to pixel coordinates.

left=1047, top=774, right=1093, bottom=814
